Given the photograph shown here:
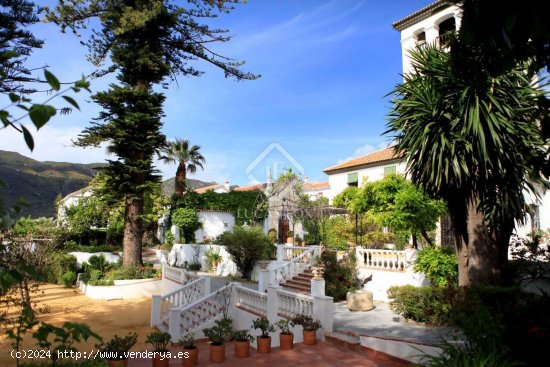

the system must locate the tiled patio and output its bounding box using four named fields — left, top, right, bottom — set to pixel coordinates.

left=129, top=340, right=411, bottom=367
